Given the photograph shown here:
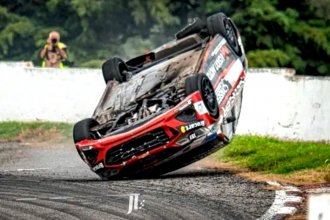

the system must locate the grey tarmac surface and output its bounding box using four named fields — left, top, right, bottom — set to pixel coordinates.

left=0, top=142, right=274, bottom=219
